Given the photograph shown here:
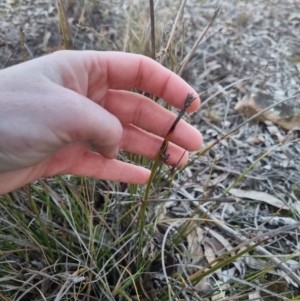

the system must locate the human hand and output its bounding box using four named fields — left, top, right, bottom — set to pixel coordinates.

left=0, top=50, right=202, bottom=195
